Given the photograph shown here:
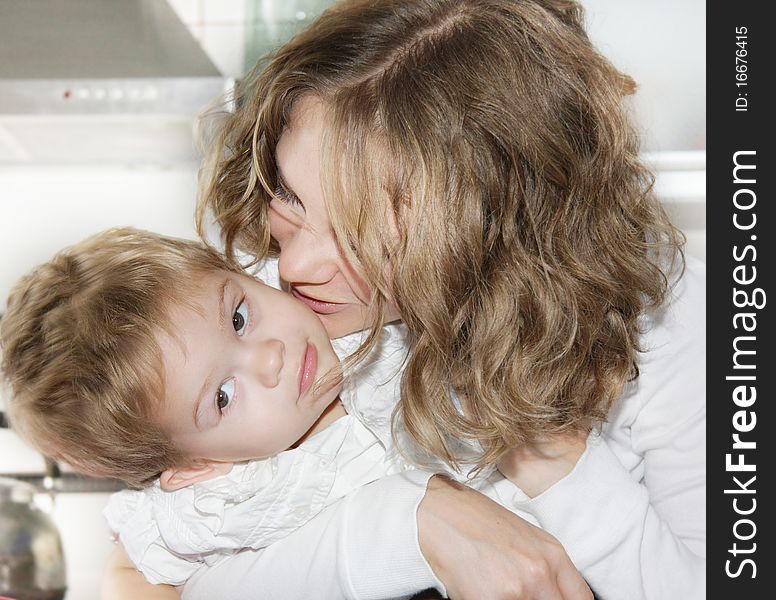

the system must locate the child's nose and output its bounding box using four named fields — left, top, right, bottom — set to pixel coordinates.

left=252, top=338, right=285, bottom=387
